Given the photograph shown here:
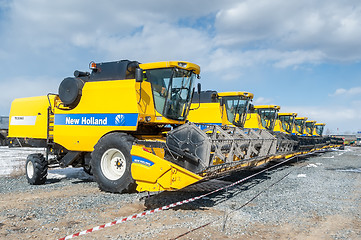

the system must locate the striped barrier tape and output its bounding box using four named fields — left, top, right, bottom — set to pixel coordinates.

left=58, top=150, right=322, bottom=240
